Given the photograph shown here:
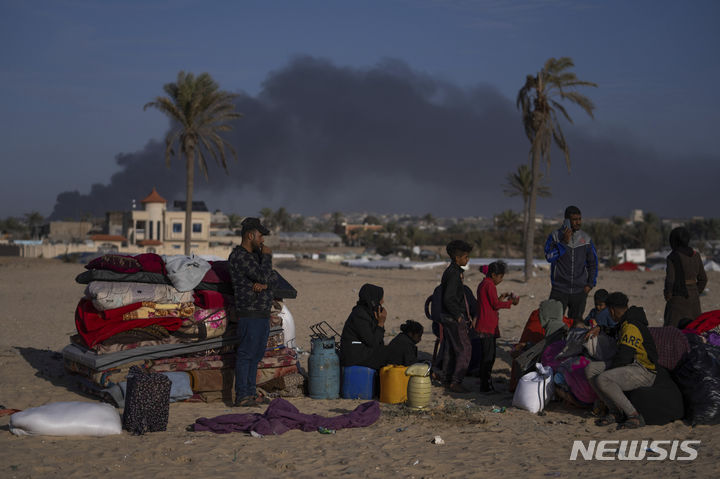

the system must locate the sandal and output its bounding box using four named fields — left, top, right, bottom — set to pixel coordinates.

left=595, top=413, right=620, bottom=426
left=617, top=414, right=646, bottom=430
left=447, top=382, right=470, bottom=394
left=234, top=396, right=261, bottom=408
